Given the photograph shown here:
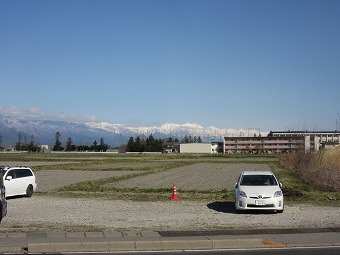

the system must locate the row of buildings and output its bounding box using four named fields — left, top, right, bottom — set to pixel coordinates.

left=224, top=131, right=335, bottom=154
left=180, top=131, right=340, bottom=154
